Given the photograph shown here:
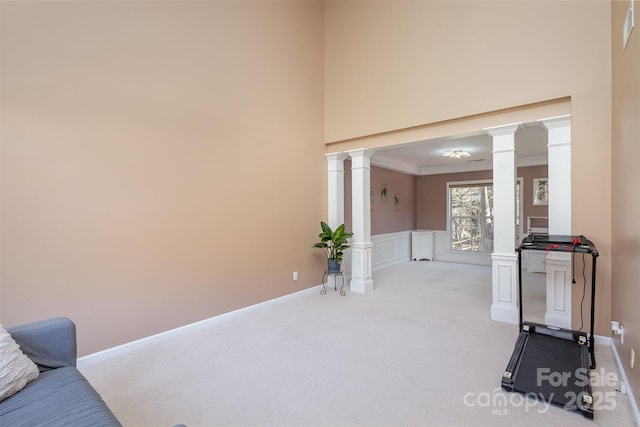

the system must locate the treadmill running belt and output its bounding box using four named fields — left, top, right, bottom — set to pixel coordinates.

left=512, top=332, right=589, bottom=411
